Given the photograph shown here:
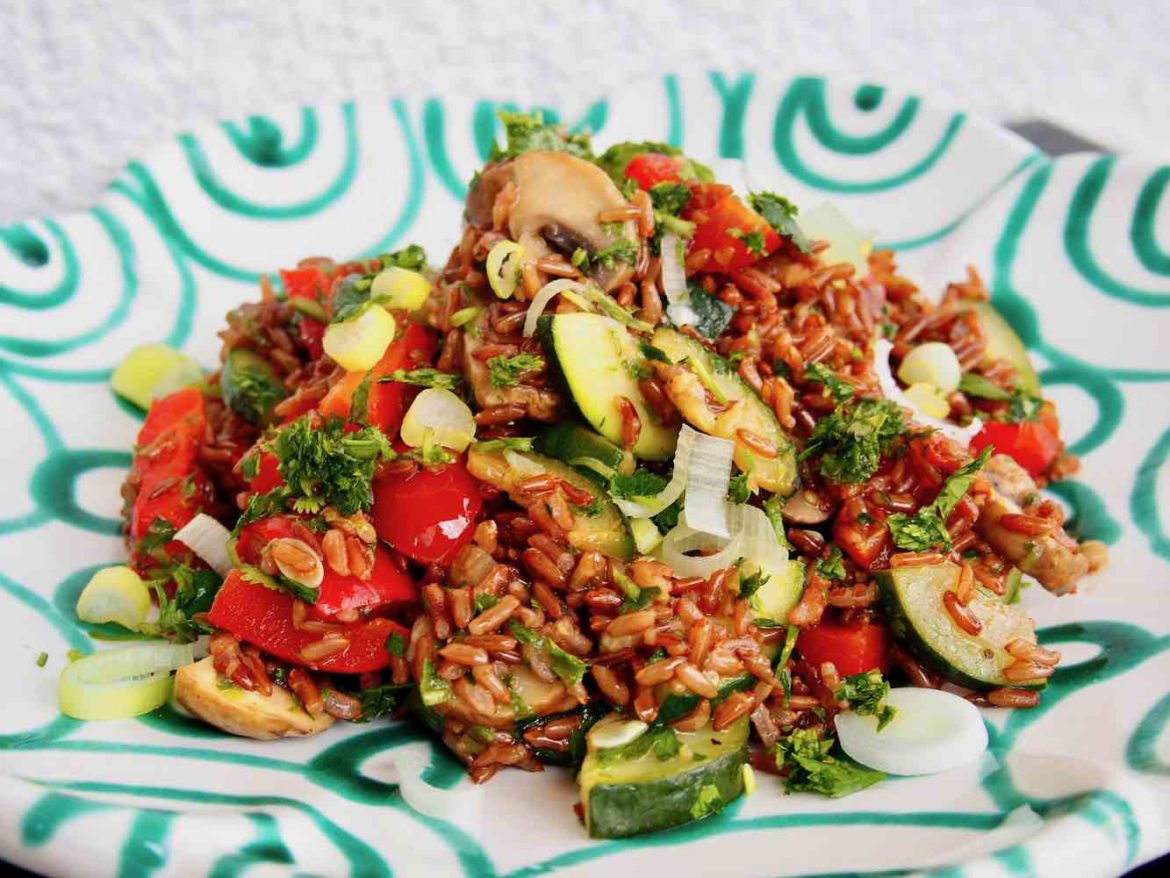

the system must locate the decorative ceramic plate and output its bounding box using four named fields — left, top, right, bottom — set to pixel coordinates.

left=2, top=71, right=1168, bottom=878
